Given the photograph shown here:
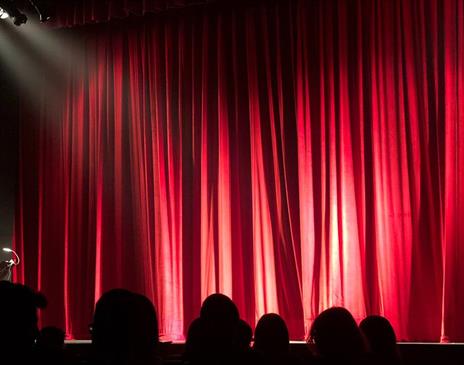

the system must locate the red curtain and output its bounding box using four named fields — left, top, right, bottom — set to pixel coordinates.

left=47, top=0, right=214, bottom=28
left=13, top=0, right=464, bottom=341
